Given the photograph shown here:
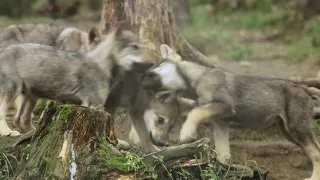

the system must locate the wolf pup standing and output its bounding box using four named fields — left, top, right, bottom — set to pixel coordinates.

left=142, top=44, right=320, bottom=180
left=0, top=25, right=153, bottom=137
left=0, top=22, right=103, bottom=117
